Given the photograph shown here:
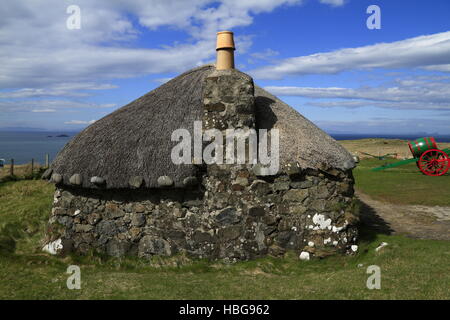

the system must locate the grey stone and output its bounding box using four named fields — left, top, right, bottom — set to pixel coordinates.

left=248, top=206, right=265, bottom=217
left=338, top=182, right=353, bottom=196
left=290, top=205, right=307, bottom=215
left=283, top=189, right=309, bottom=202
left=157, top=176, right=174, bottom=187
left=193, top=230, right=214, bottom=243
left=106, top=240, right=131, bottom=257
left=87, top=212, right=101, bottom=225
left=56, top=216, right=73, bottom=228
left=233, top=177, right=249, bottom=187
left=182, top=199, right=203, bottom=208
left=310, top=199, right=327, bottom=211
left=105, top=203, right=125, bottom=219
left=138, top=235, right=172, bottom=257
left=96, top=220, right=118, bottom=237
left=131, top=213, right=146, bottom=227
left=285, top=163, right=302, bottom=176
left=124, top=203, right=134, bottom=213
left=69, top=174, right=82, bottom=185
left=310, top=185, right=330, bottom=199
left=273, top=177, right=290, bottom=191
left=212, top=207, right=240, bottom=224
left=290, top=180, right=313, bottom=189
left=342, top=160, right=356, bottom=170
left=249, top=180, right=271, bottom=195
left=75, top=224, right=93, bottom=232
left=133, top=204, right=145, bottom=213
left=252, top=164, right=273, bottom=176
left=41, top=169, right=53, bottom=180
left=205, top=102, right=226, bottom=112
left=173, top=207, right=185, bottom=218
left=218, top=226, right=241, bottom=241
left=52, top=207, right=67, bottom=216
left=183, top=176, right=198, bottom=187
left=51, top=173, right=62, bottom=184
left=90, top=176, right=105, bottom=185
left=129, top=176, right=144, bottom=188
